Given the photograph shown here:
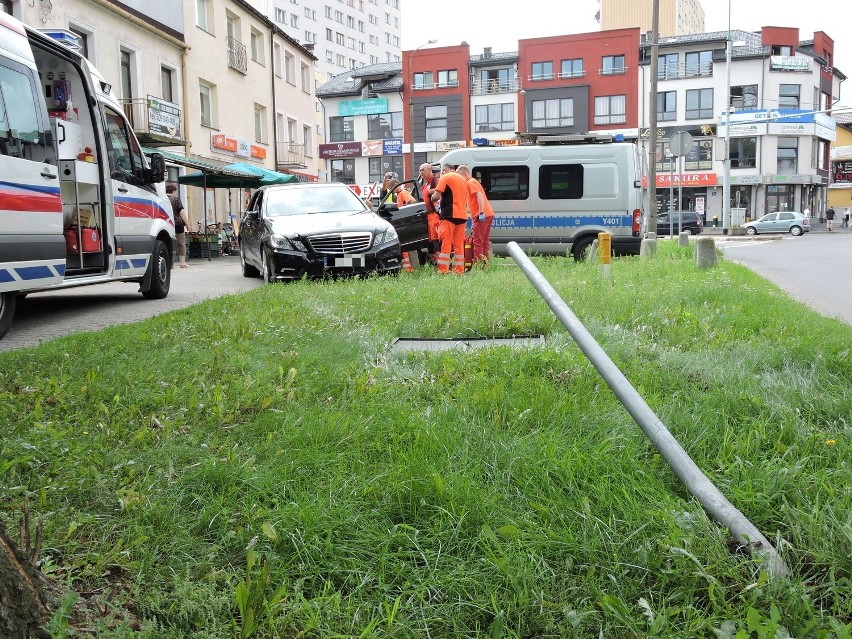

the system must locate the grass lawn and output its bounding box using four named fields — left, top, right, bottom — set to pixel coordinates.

left=2, top=242, right=851, bottom=638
